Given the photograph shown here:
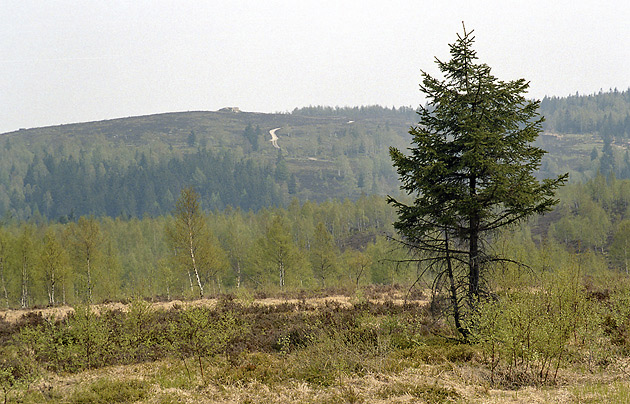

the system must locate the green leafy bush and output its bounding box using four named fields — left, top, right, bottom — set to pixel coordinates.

left=0, top=346, right=37, bottom=404
left=472, top=265, right=602, bottom=387
left=168, top=306, right=248, bottom=380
